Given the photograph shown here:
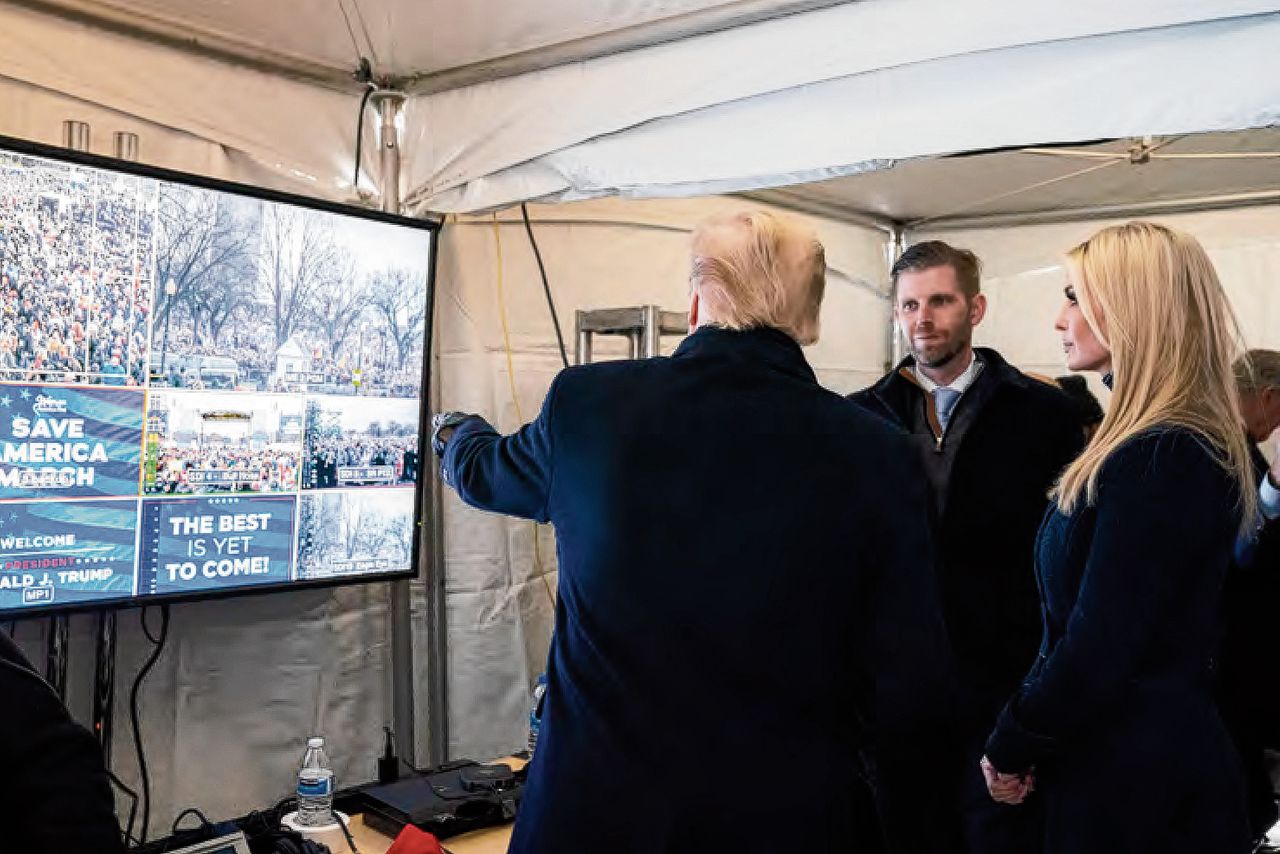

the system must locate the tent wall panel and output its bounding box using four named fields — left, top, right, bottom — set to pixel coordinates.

left=13, top=587, right=394, bottom=840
